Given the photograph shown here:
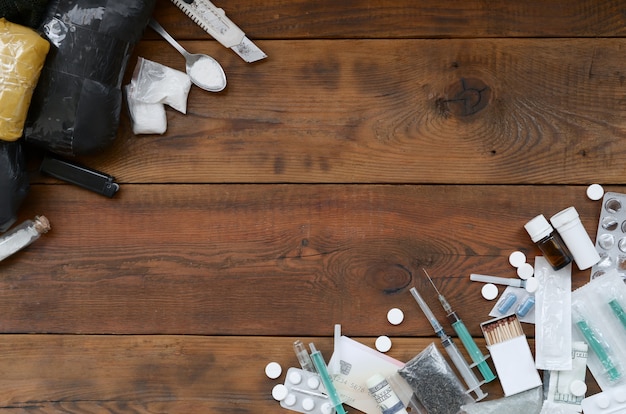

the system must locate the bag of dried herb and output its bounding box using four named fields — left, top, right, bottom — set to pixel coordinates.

left=399, top=342, right=474, bottom=414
